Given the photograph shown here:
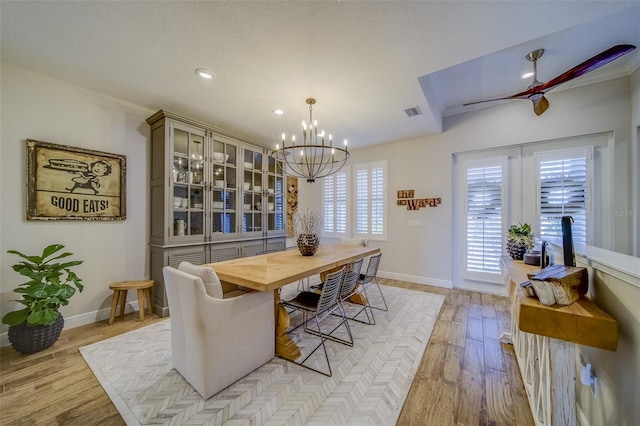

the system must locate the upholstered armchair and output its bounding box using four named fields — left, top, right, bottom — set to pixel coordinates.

left=162, top=264, right=275, bottom=399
